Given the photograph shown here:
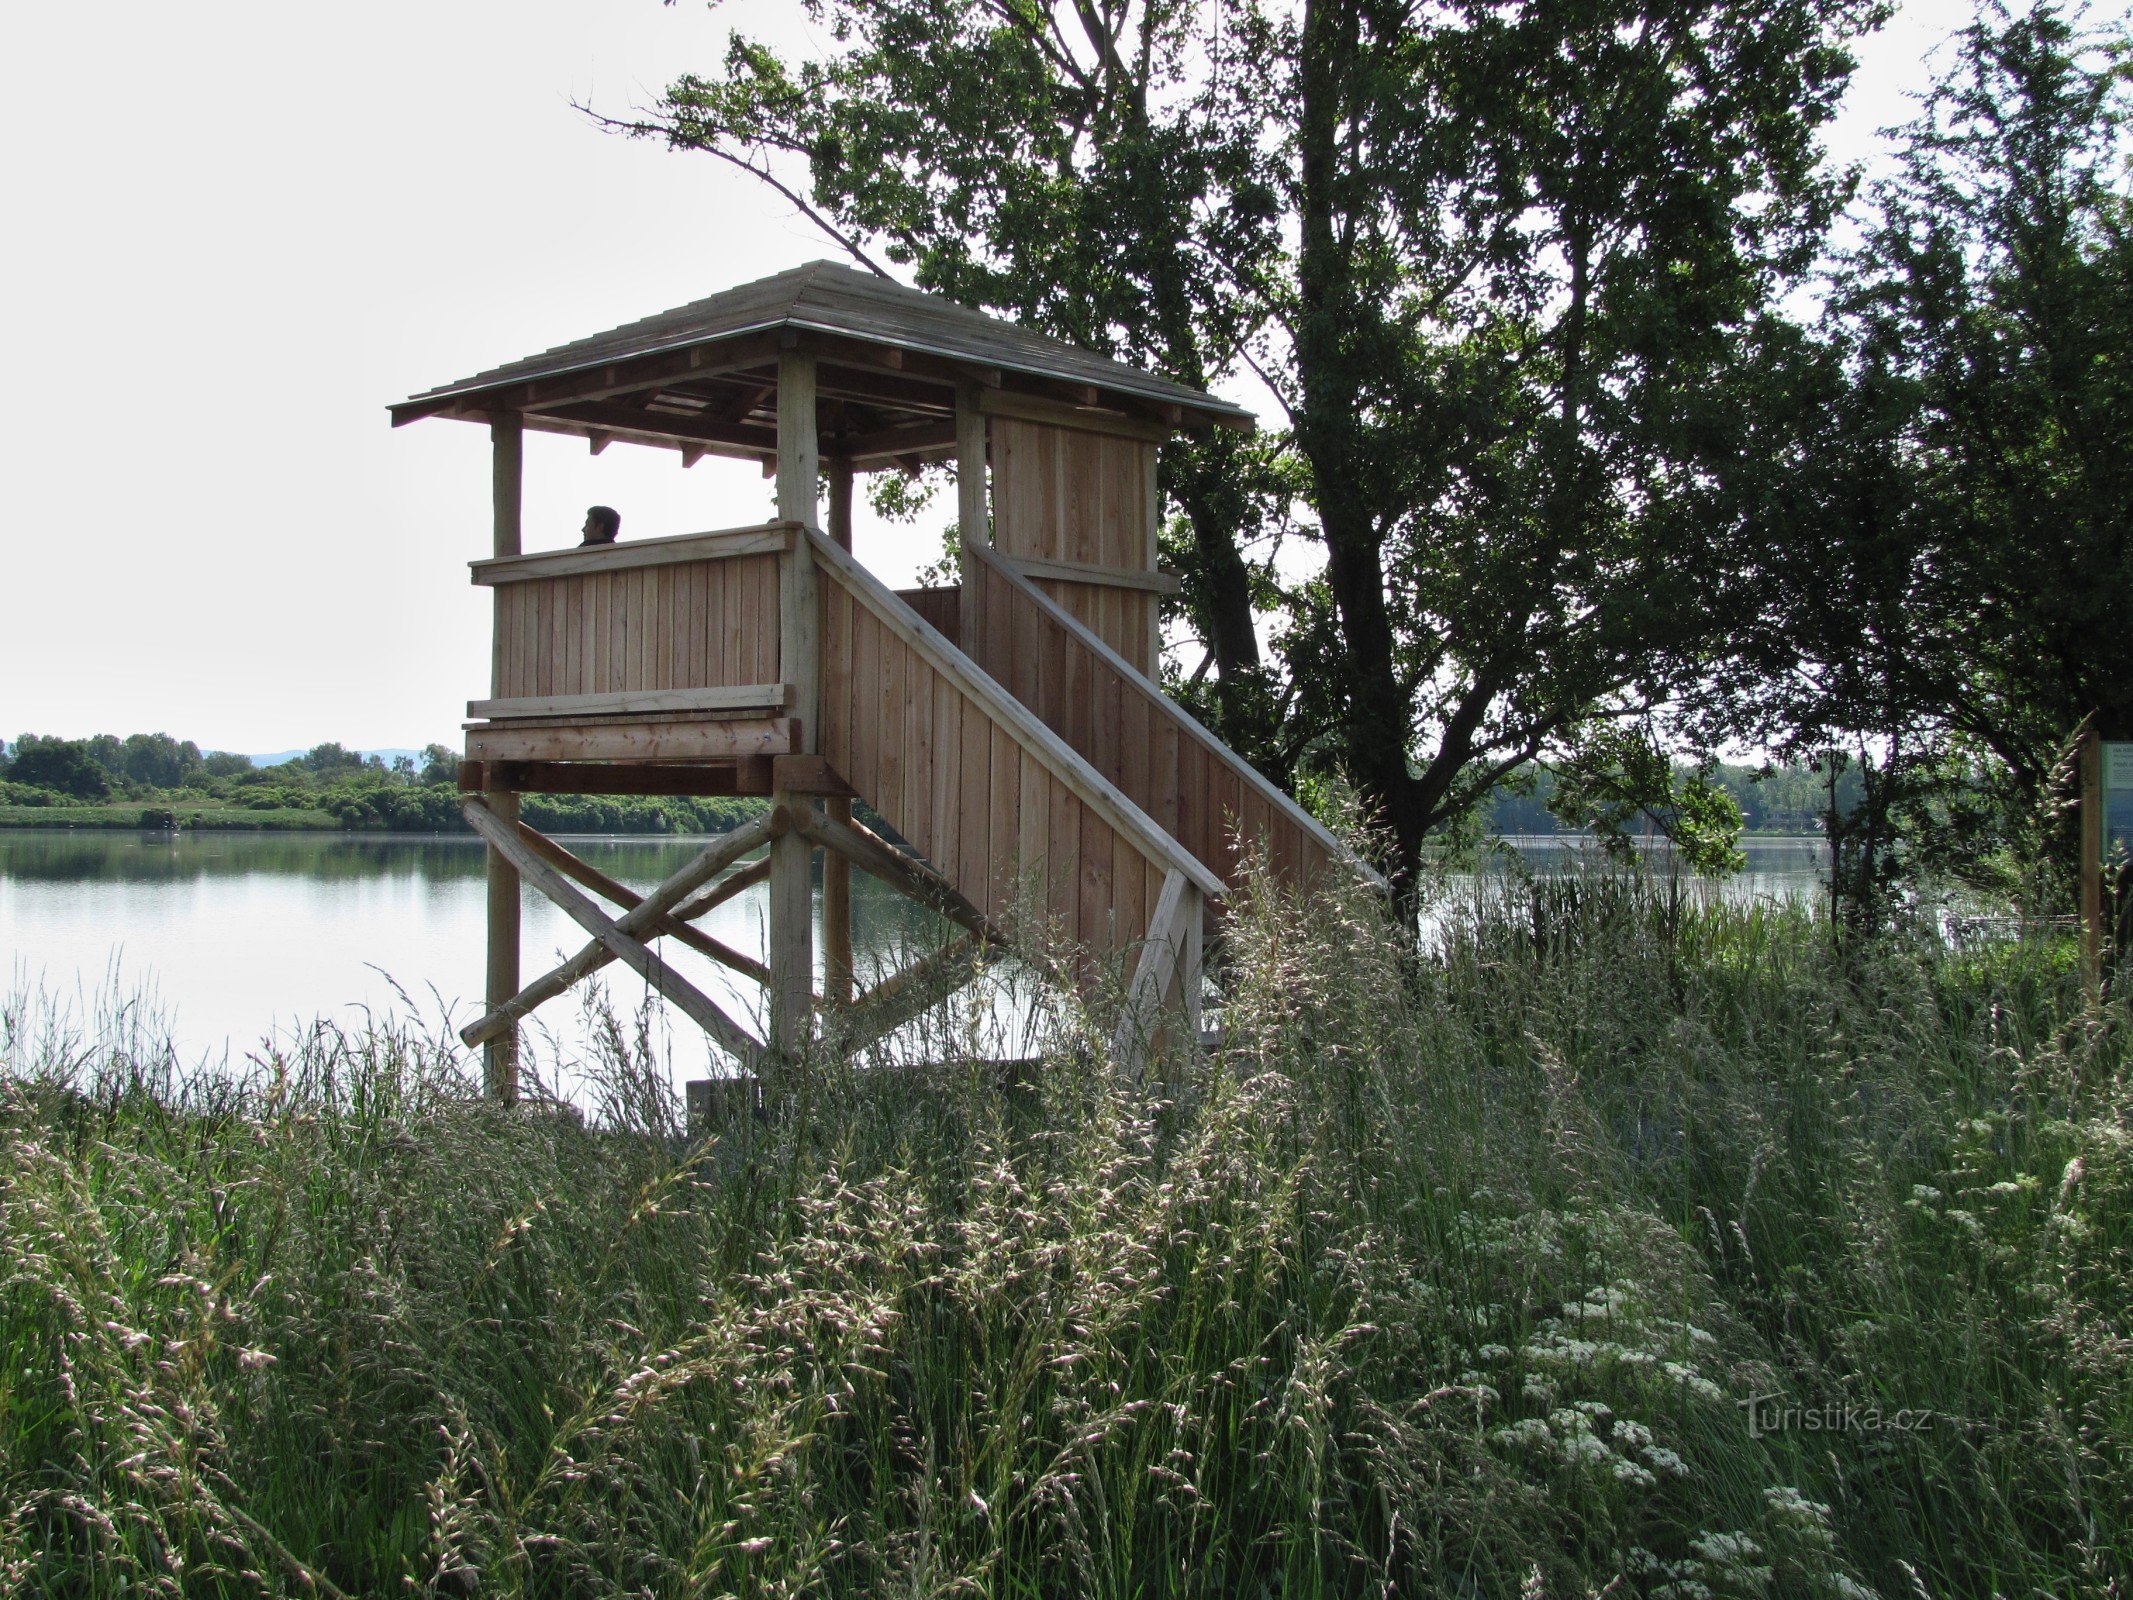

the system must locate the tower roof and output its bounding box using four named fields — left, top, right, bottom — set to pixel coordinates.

left=393, top=260, right=1253, bottom=455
